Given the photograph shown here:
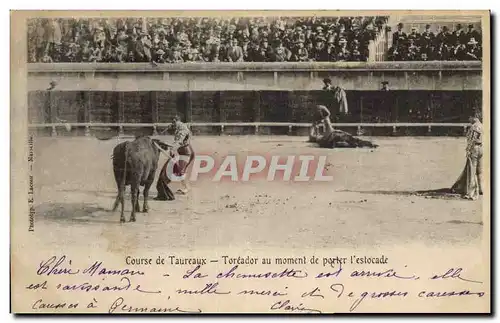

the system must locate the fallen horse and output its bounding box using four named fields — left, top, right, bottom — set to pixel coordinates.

left=309, top=122, right=379, bottom=149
